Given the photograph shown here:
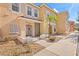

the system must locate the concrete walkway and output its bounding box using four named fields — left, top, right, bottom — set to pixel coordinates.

left=46, top=39, right=77, bottom=56
left=35, top=40, right=53, bottom=47
left=34, top=49, right=56, bottom=56
left=34, top=32, right=77, bottom=56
